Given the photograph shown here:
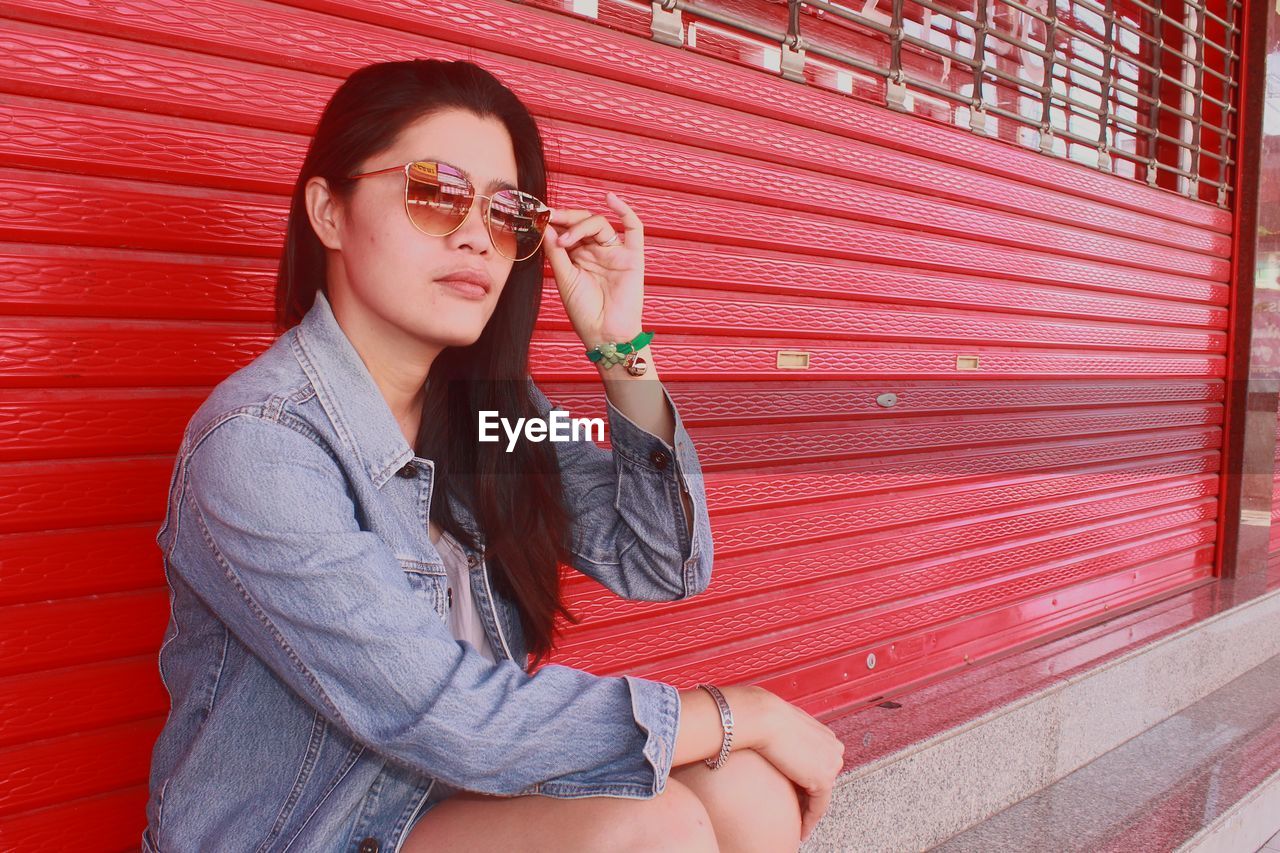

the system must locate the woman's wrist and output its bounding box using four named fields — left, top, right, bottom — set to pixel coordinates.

left=721, top=685, right=775, bottom=751
left=672, top=684, right=775, bottom=768
left=587, top=325, right=644, bottom=345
